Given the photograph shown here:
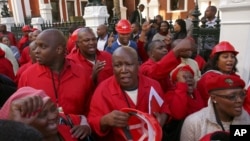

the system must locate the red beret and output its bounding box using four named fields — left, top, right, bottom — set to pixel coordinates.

left=22, top=25, right=32, bottom=32
left=199, top=131, right=230, bottom=141
left=206, top=74, right=245, bottom=93
left=170, top=65, right=194, bottom=82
